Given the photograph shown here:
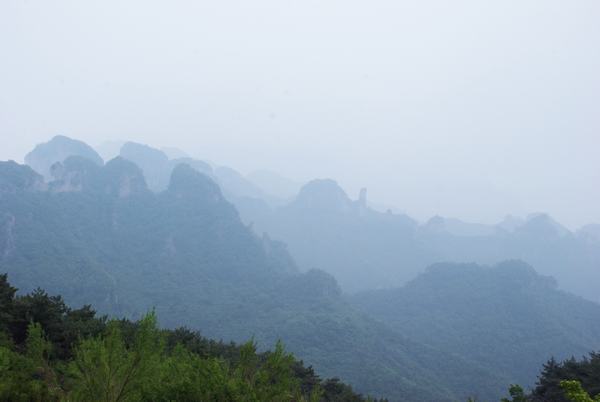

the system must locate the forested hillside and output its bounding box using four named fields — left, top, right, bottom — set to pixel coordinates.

left=3, top=136, right=600, bottom=401
left=23, top=136, right=600, bottom=304
left=0, top=275, right=380, bottom=401
left=239, top=178, right=600, bottom=303
left=0, top=158, right=503, bottom=401
left=350, top=261, right=600, bottom=391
